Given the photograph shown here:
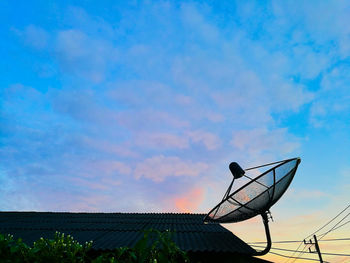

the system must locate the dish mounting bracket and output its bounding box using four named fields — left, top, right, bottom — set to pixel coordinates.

left=252, top=210, right=272, bottom=256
